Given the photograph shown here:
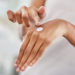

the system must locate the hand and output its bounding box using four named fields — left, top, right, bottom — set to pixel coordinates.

left=7, top=6, right=45, bottom=27
left=15, top=19, right=68, bottom=72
